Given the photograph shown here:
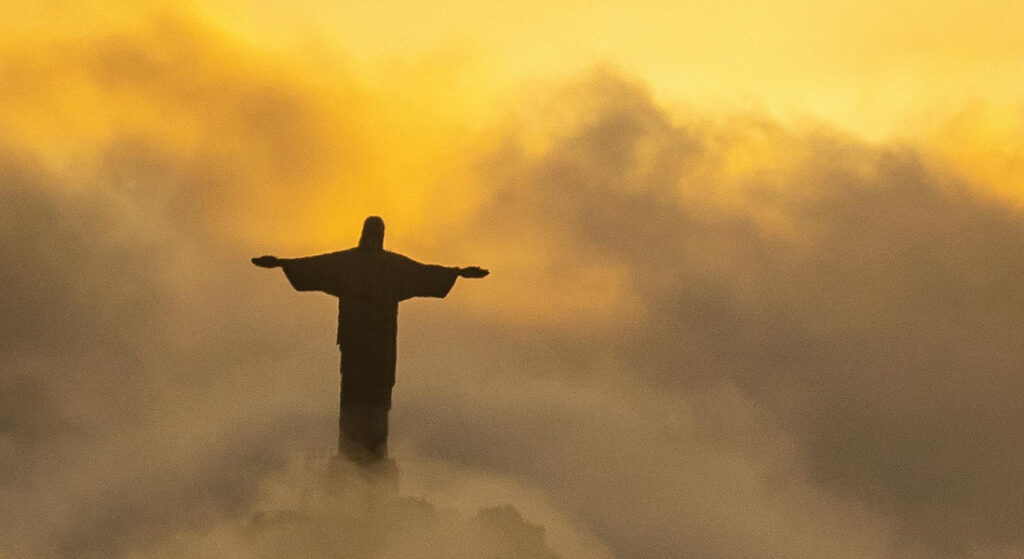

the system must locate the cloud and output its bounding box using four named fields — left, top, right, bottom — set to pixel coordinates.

left=412, top=70, right=1024, bottom=556
left=127, top=460, right=566, bottom=559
